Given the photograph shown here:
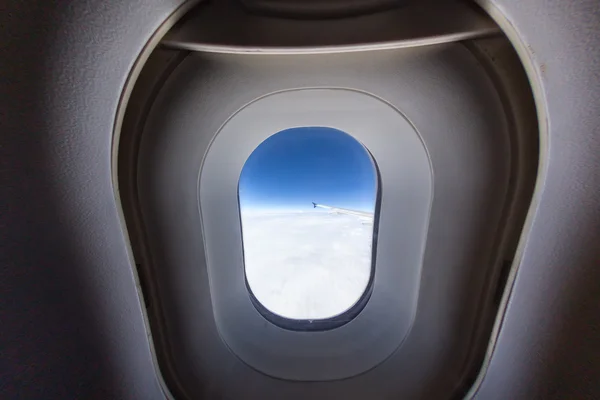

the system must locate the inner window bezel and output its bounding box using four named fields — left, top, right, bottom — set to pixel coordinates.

left=237, top=128, right=382, bottom=330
